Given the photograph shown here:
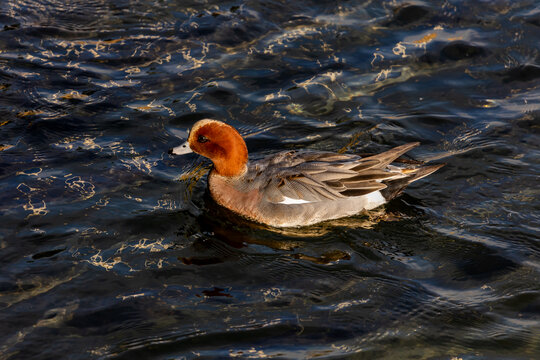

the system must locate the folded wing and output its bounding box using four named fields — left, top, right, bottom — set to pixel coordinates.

left=248, top=142, right=434, bottom=204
